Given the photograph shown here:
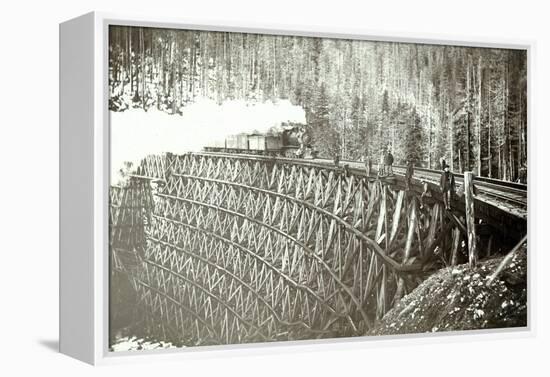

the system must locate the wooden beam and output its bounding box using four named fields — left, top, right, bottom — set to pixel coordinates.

left=426, top=203, right=440, bottom=247
left=486, top=235, right=527, bottom=286
left=375, top=184, right=387, bottom=242
left=450, top=227, right=461, bottom=266
left=446, top=211, right=467, bottom=237
left=404, top=198, right=418, bottom=261
left=390, top=191, right=405, bottom=243
left=464, top=172, right=477, bottom=268
left=487, top=234, right=493, bottom=258
left=422, top=219, right=453, bottom=264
